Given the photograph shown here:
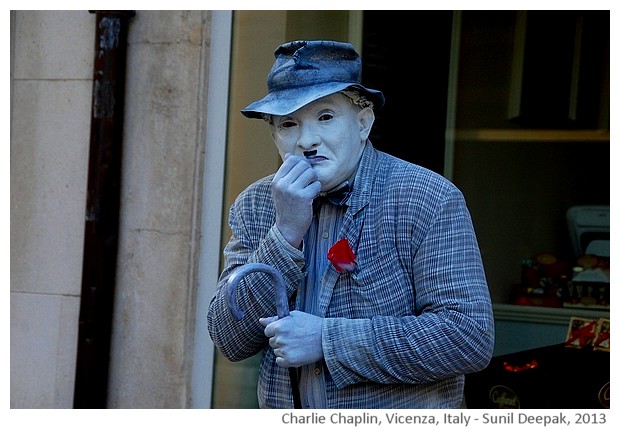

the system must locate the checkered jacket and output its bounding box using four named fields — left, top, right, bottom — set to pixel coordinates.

left=208, top=143, right=494, bottom=408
